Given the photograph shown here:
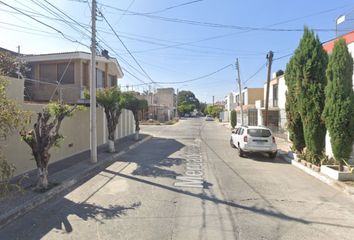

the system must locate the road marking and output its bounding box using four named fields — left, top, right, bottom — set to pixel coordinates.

left=174, top=140, right=204, bottom=188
